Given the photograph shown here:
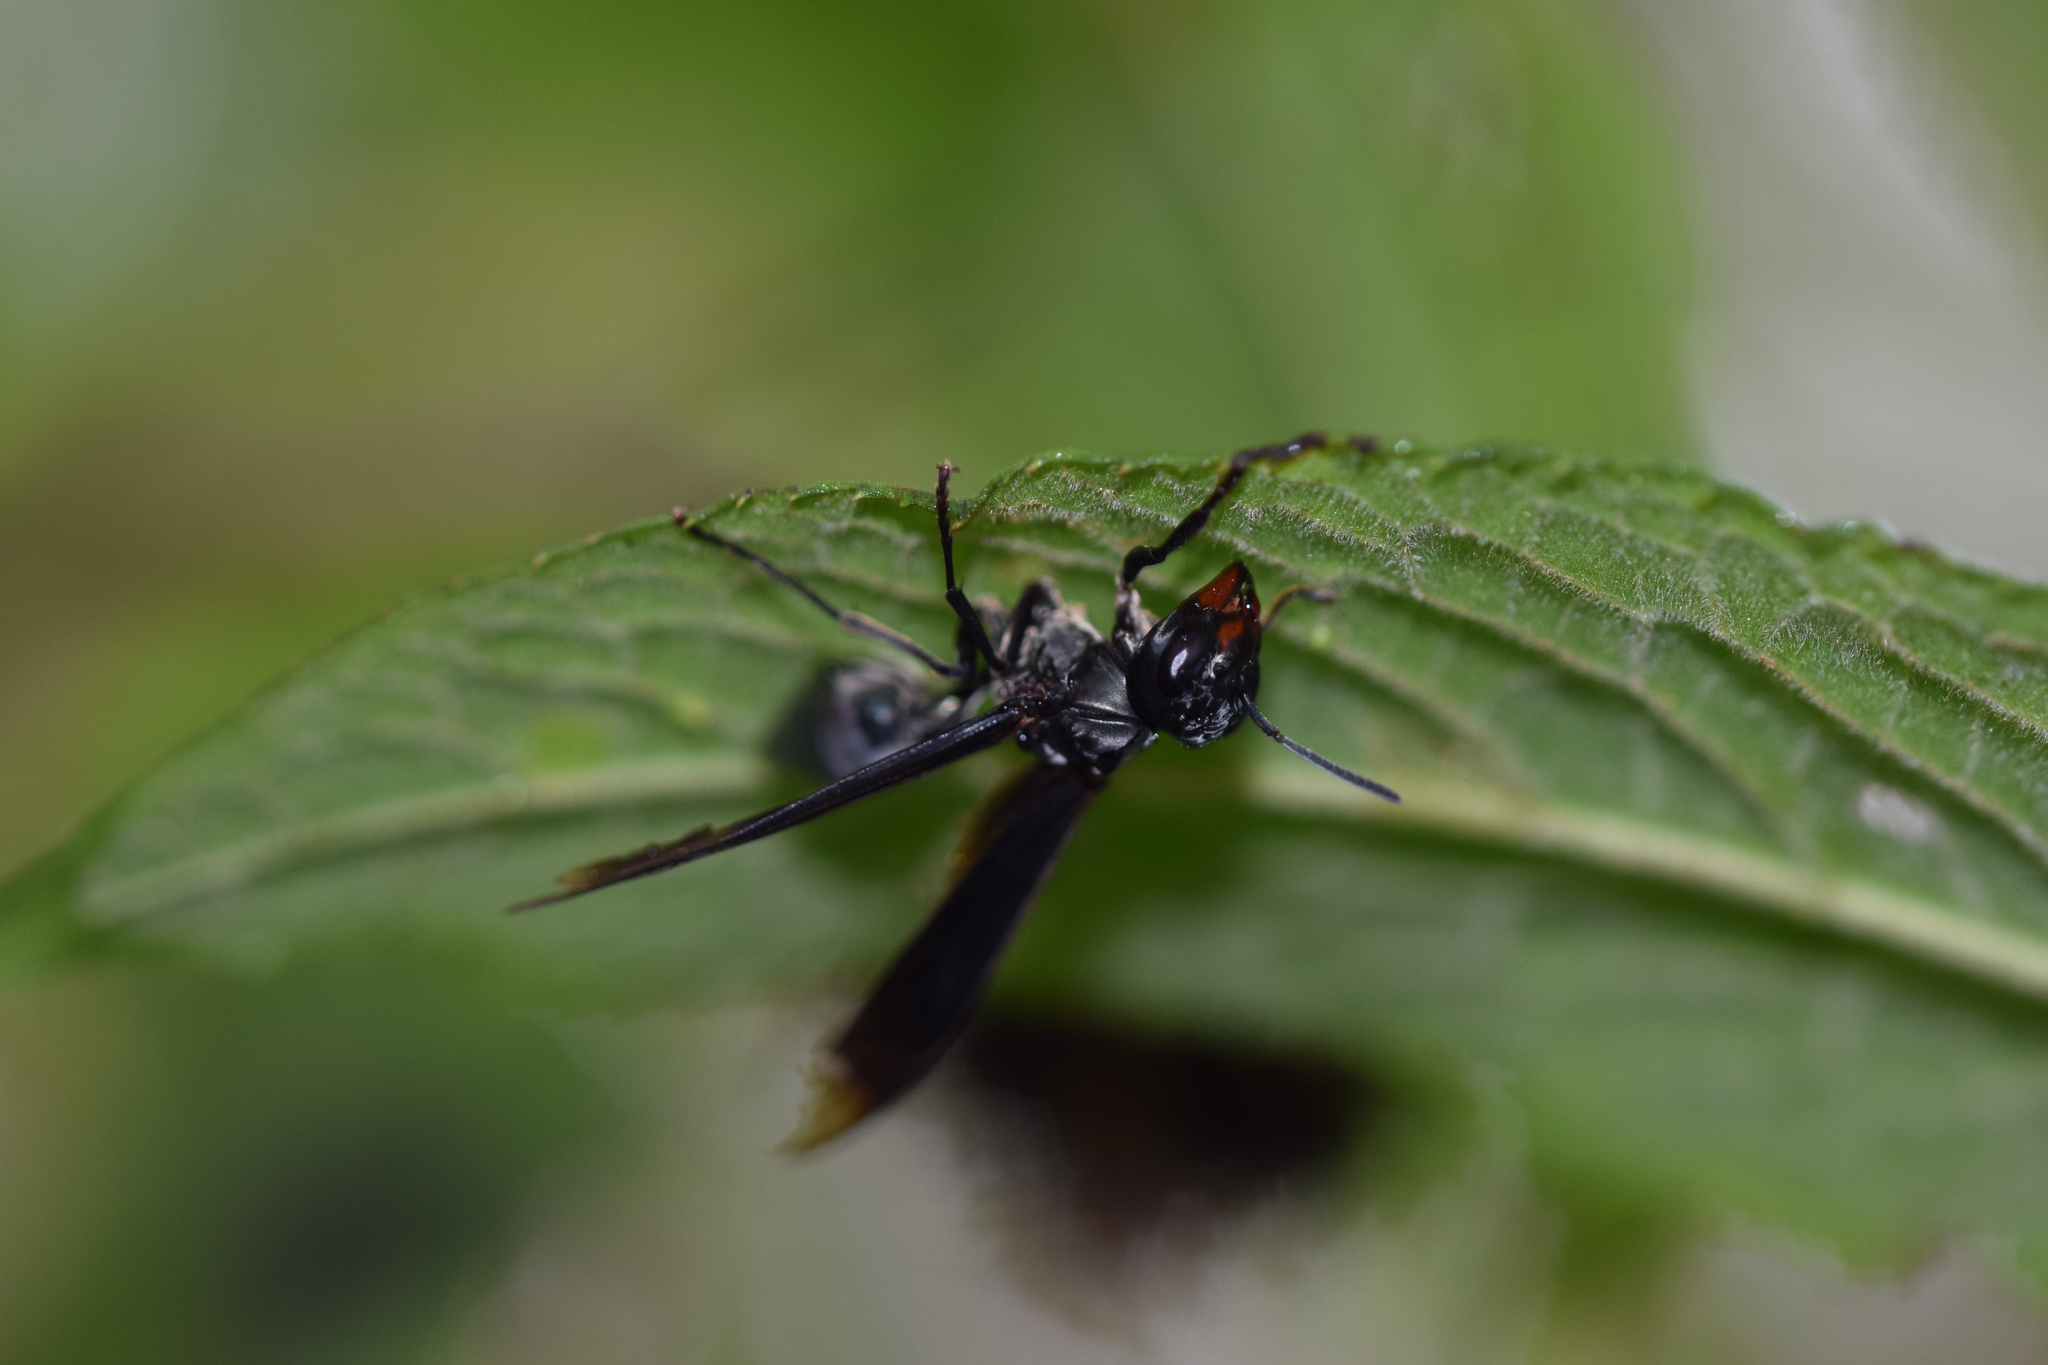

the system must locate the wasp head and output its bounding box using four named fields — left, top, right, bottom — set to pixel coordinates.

left=1123, top=562, right=1262, bottom=746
